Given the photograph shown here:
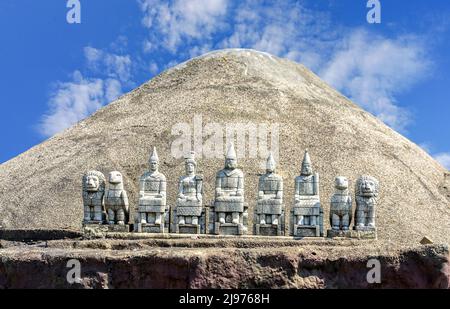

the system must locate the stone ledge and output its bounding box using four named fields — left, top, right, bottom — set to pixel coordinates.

left=0, top=229, right=83, bottom=242
left=327, top=229, right=377, bottom=240
left=0, top=242, right=448, bottom=289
